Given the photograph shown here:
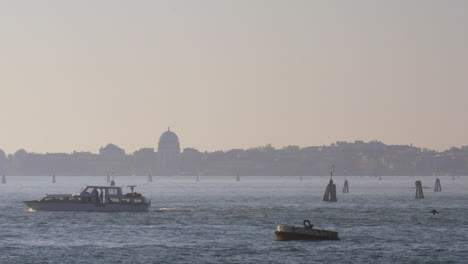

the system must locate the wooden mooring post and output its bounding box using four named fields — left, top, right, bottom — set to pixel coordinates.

left=323, top=179, right=337, bottom=201
left=342, top=179, right=349, bottom=193
left=415, top=180, right=424, bottom=199
left=434, top=178, right=442, bottom=192
left=323, top=166, right=337, bottom=201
